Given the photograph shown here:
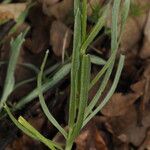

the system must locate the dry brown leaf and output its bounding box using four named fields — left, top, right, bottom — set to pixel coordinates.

left=50, top=20, right=72, bottom=57
left=76, top=118, right=108, bottom=150
left=143, top=62, right=150, bottom=105
left=26, top=5, right=50, bottom=54
left=130, top=80, right=145, bottom=94
left=106, top=106, right=150, bottom=147
left=121, top=0, right=150, bottom=52
left=101, top=92, right=141, bottom=117
left=0, top=3, right=26, bottom=20
left=76, top=130, right=89, bottom=150
left=42, top=0, right=73, bottom=20
left=87, top=0, right=105, bottom=16
left=106, top=0, right=149, bottom=53
left=138, top=129, right=150, bottom=150
left=5, top=135, right=43, bottom=150
left=38, top=0, right=59, bottom=6
left=0, top=11, right=14, bottom=22
left=138, top=64, right=150, bottom=111
left=140, top=10, right=150, bottom=59
left=122, top=49, right=139, bottom=81
left=120, top=17, right=142, bottom=51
